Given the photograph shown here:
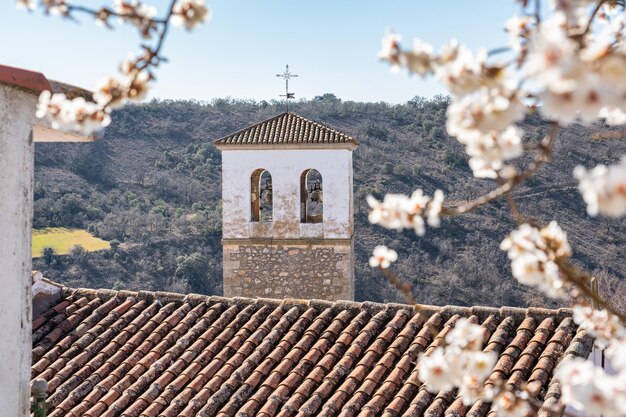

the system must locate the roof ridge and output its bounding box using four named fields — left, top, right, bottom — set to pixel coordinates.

left=59, top=285, right=572, bottom=324
left=213, top=112, right=359, bottom=148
